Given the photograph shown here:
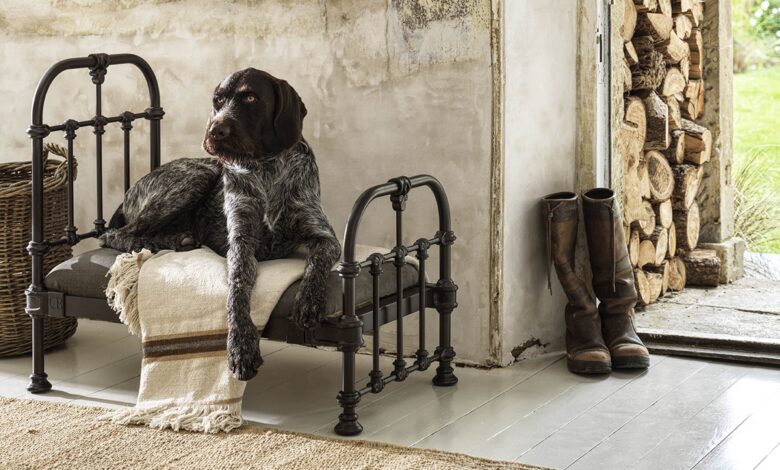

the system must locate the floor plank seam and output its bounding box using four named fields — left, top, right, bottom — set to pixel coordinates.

left=408, top=355, right=566, bottom=448
left=564, top=360, right=709, bottom=469
left=632, top=368, right=779, bottom=469
left=511, top=355, right=670, bottom=463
